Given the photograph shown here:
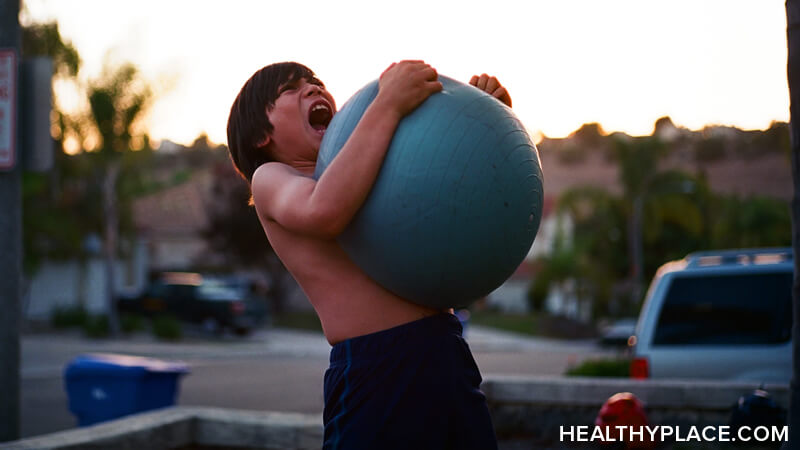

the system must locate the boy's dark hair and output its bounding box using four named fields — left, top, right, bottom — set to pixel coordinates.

left=226, top=62, right=317, bottom=184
